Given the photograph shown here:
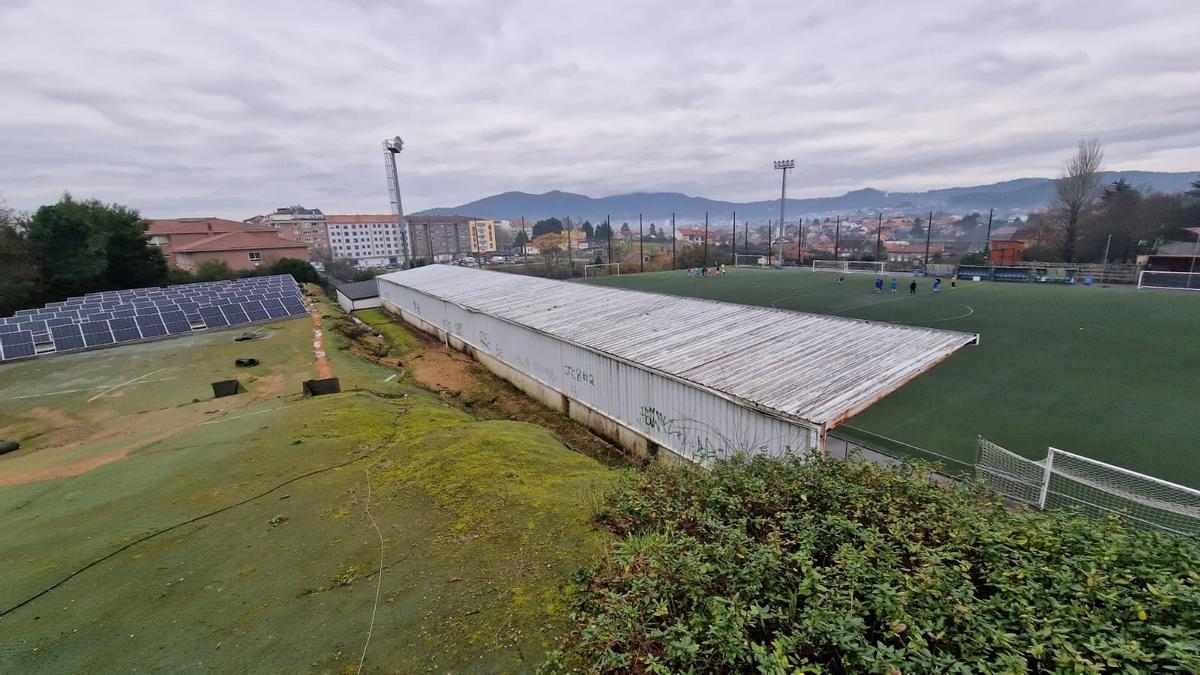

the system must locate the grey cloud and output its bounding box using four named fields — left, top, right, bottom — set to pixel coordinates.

left=0, top=0, right=1198, bottom=217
